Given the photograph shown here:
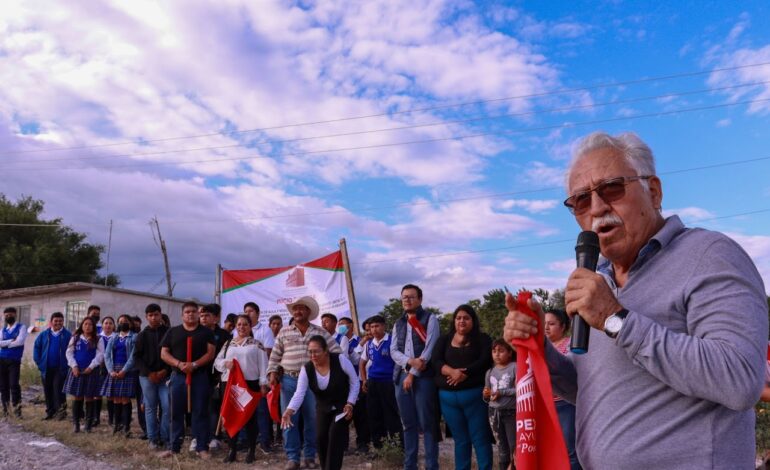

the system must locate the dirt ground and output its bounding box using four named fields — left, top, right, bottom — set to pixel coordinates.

left=3, top=385, right=459, bottom=470
left=0, top=419, right=121, bottom=470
